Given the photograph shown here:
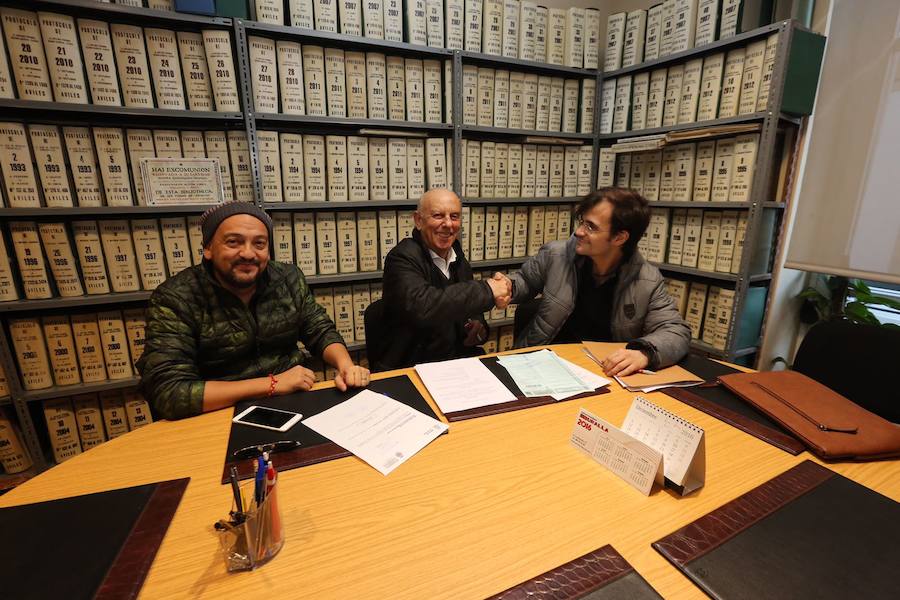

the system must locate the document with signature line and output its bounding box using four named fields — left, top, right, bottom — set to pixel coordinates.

left=302, top=389, right=448, bottom=475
